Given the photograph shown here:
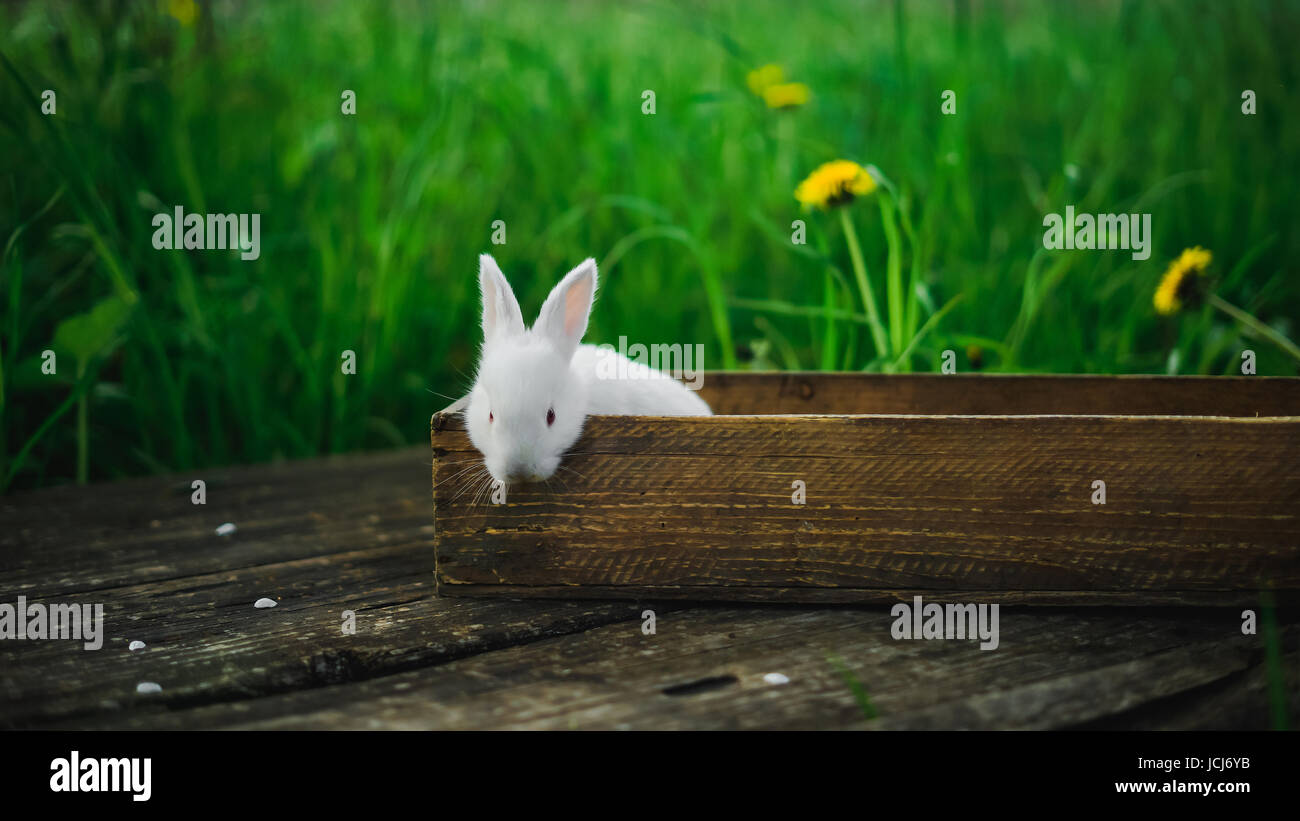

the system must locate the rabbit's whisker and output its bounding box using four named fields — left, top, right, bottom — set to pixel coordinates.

left=433, top=456, right=488, bottom=466
left=451, top=468, right=492, bottom=503
left=556, top=464, right=588, bottom=482
left=475, top=474, right=502, bottom=507
left=467, top=474, right=491, bottom=508
left=440, top=462, right=490, bottom=489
